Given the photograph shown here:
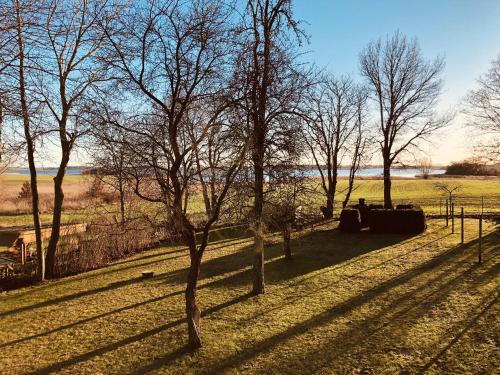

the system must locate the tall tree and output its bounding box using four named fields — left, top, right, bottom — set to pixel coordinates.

left=342, top=91, right=371, bottom=208
left=305, top=74, right=368, bottom=218
left=35, top=0, right=111, bottom=278
left=0, top=1, right=18, bottom=172
left=242, top=0, right=305, bottom=295
left=101, top=0, right=246, bottom=349
left=465, top=54, right=500, bottom=162
left=12, top=0, right=45, bottom=279
left=360, top=32, right=446, bottom=208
